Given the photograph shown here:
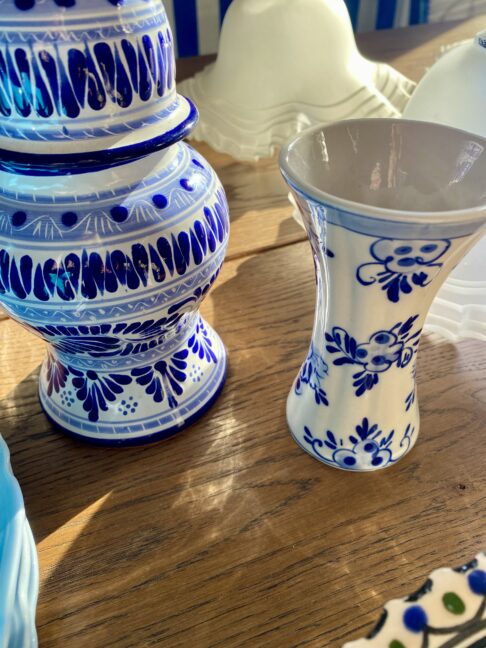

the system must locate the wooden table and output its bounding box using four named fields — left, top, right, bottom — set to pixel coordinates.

left=1, top=16, right=485, bottom=648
